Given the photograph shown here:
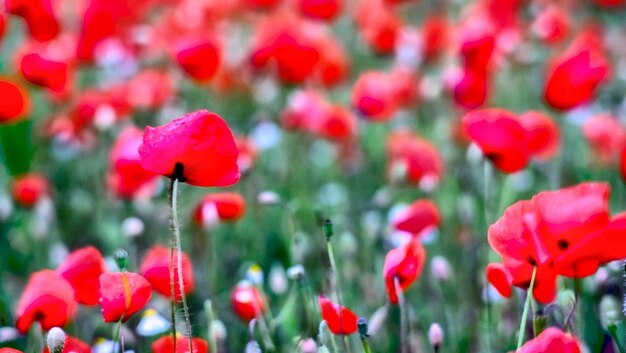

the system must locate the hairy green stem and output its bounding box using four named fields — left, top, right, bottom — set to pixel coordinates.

left=326, top=240, right=352, bottom=353
left=394, top=277, right=410, bottom=353
left=517, top=267, right=537, bottom=350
